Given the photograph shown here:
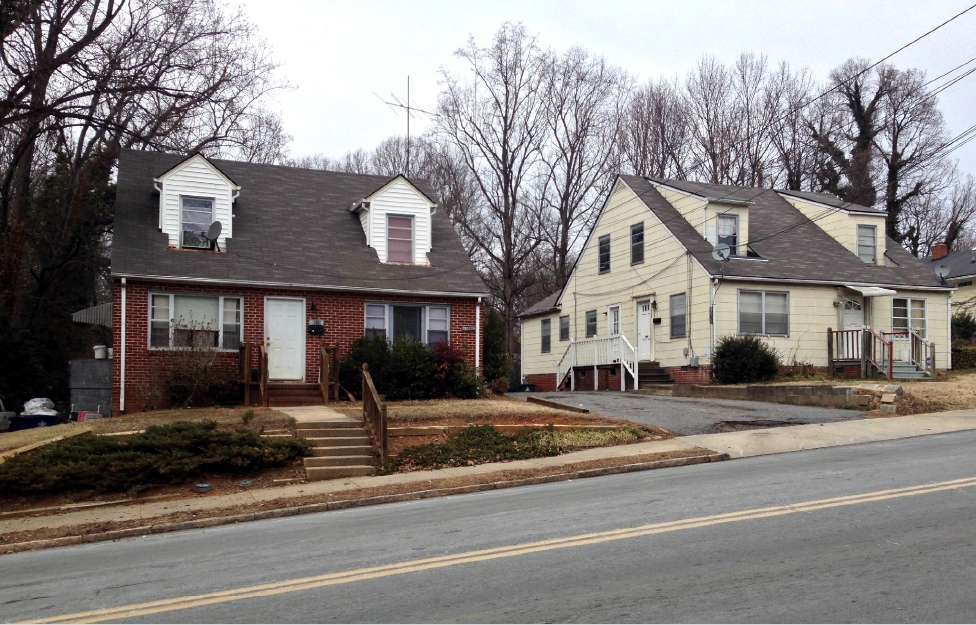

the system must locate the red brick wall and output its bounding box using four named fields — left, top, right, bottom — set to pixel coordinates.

left=667, top=365, right=712, bottom=384
left=113, top=279, right=482, bottom=413
left=569, top=366, right=633, bottom=391
left=526, top=373, right=558, bottom=392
